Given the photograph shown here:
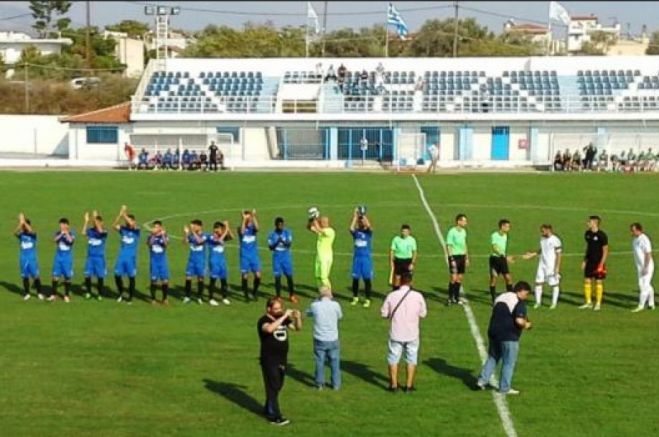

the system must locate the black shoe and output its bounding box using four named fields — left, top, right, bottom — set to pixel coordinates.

left=403, top=386, right=416, bottom=393
left=270, top=417, right=290, bottom=426
left=445, top=299, right=453, bottom=306
left=388, top=386, right=399, bottom=393
left=251, top=293, right=258, bottom=301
